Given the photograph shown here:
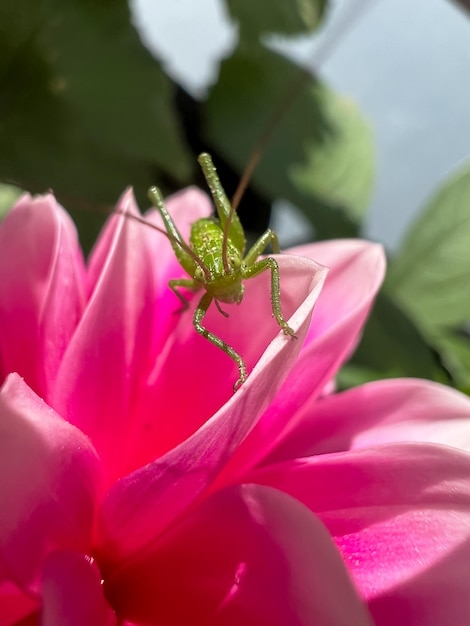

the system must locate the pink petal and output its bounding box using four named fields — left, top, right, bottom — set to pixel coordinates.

left=141, top=189, right=215, bottom=374
left=251, top=443, right=470, bottom=626
left=216, top=240, right=385, bottom=483
left=4, top=613, right=37, bottom=626
left=273, top=238, right=385, bottom=416
left=145, top=187, right=214, bottom=302
left=267, top=378, right=470, bottom=462
left=0, top=579, right=38, bottom=625
left=52, top=189, right=160, bottom=481
left=295, top=240, right=385, bottom=345
left=90, top=187, right=212, bottom=351
left=0, top=375, right=102, bottom=593
left=96, top=256, right=324, bottom=564
left=42, top=551, right=116, bottom=626
left=104, top=485, right=372, bottom=626
left=0, top=194, right=86, bottom=400
left=122, top=253, right=327, bottom=471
